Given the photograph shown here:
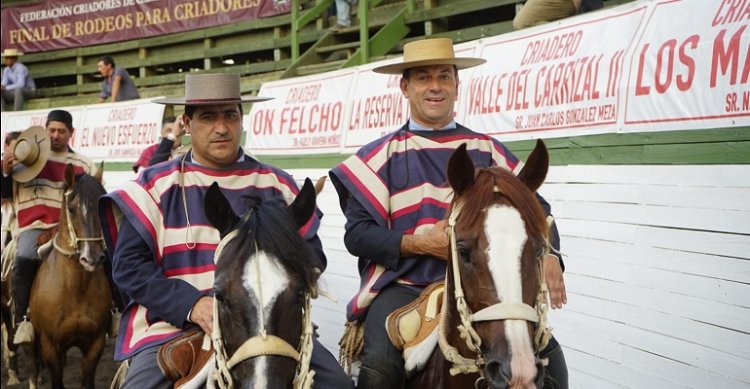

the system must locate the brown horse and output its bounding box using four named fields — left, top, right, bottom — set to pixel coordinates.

left=25, top=164, right=112, bottom=389
left=408, top=140, right=553, bottom=389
